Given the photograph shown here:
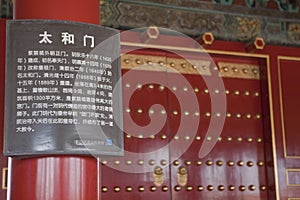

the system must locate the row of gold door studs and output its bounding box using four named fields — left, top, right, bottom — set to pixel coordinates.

left=125, top=108, right=262, bottom=119
left=123, top=58, right=260, bottom=79
left=101, top=160, right=265, bottom=167
left=124, top=84, right=260, bottom=96
left=102, top=185, right=267, bottom=192
left=175, top=160, right=265, bottom=167
left=125, top=134, right=263, bottom=143
left=123, top=58, right=210, bottom=70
